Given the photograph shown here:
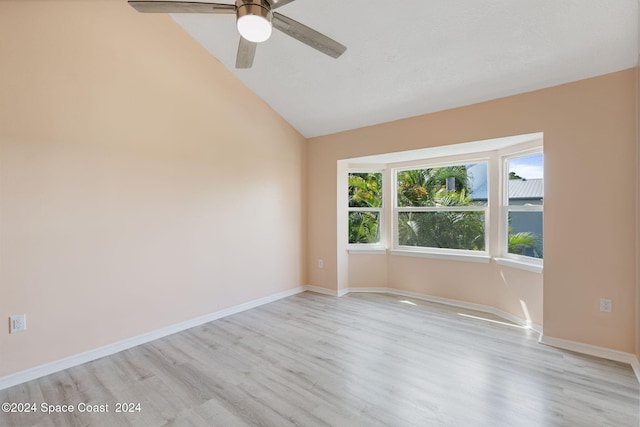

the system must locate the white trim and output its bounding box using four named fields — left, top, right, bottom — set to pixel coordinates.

left=390, top=249, right=491, bottom=264
left=343, top=287, right=542, bottom=334
left=392, top=156, right=492, bottom=172
left=539, top=335, right=640, bottom=383
left=345, top=133, right=543, bottom=165
left=397, top=206, right=487, bottom=212
left=347, top=248, right=387, bottom=255
left=345, top=287, right=389, bottom=294
left=346, top=164, right=388, bottom=171
left=344, top=287, right=639, bottom=380
left=494, top=257, right=543, bottom=273
left=631, top=358, right=640, bottom=385
left=391, top=288, right=542, bottom=333
left=500, top=145, right=545, bottom=163
left=304, top=285, right=341, bottom=297
left=0, top=286, right=306, bottom=391
left=348, top=207, right=383, bottom=212
left=308, top=288, right=639, bottom=384
left=304, top=285, right=350, bottom=297
left=507, top=204, right=543, bottom=212
left=6, top=285, right=635, bottom=392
